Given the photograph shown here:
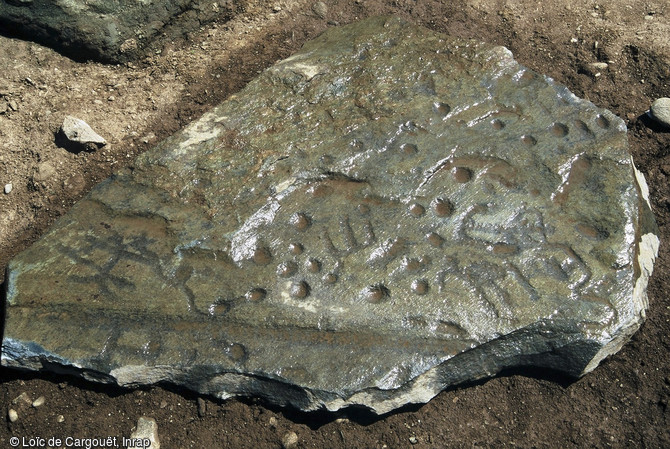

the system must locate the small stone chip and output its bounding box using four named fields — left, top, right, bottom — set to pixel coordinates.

left=281, top=431, right=298, bottom=449
left=196, top=397, right=206, bottom=417
left=12, top=392, right=31, bottom=407
left=8, top=409, right=18, bottom=423
left=650, top=97, right=670, bottom=128
left=59, top=115, right=106, bottom=150
left=32, top=396, right=45, bottom=407
left=129, top=416, right=160, bottom=449
left=312, top=1, right=327, bottom=19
